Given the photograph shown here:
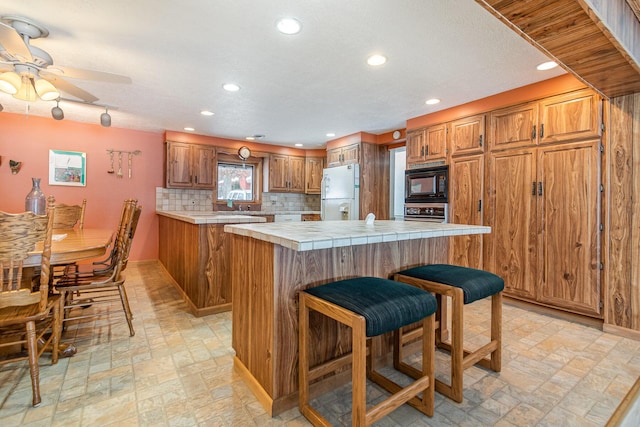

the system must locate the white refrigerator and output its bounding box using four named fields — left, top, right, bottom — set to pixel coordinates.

left=321, top=164, right=360, bottom=220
